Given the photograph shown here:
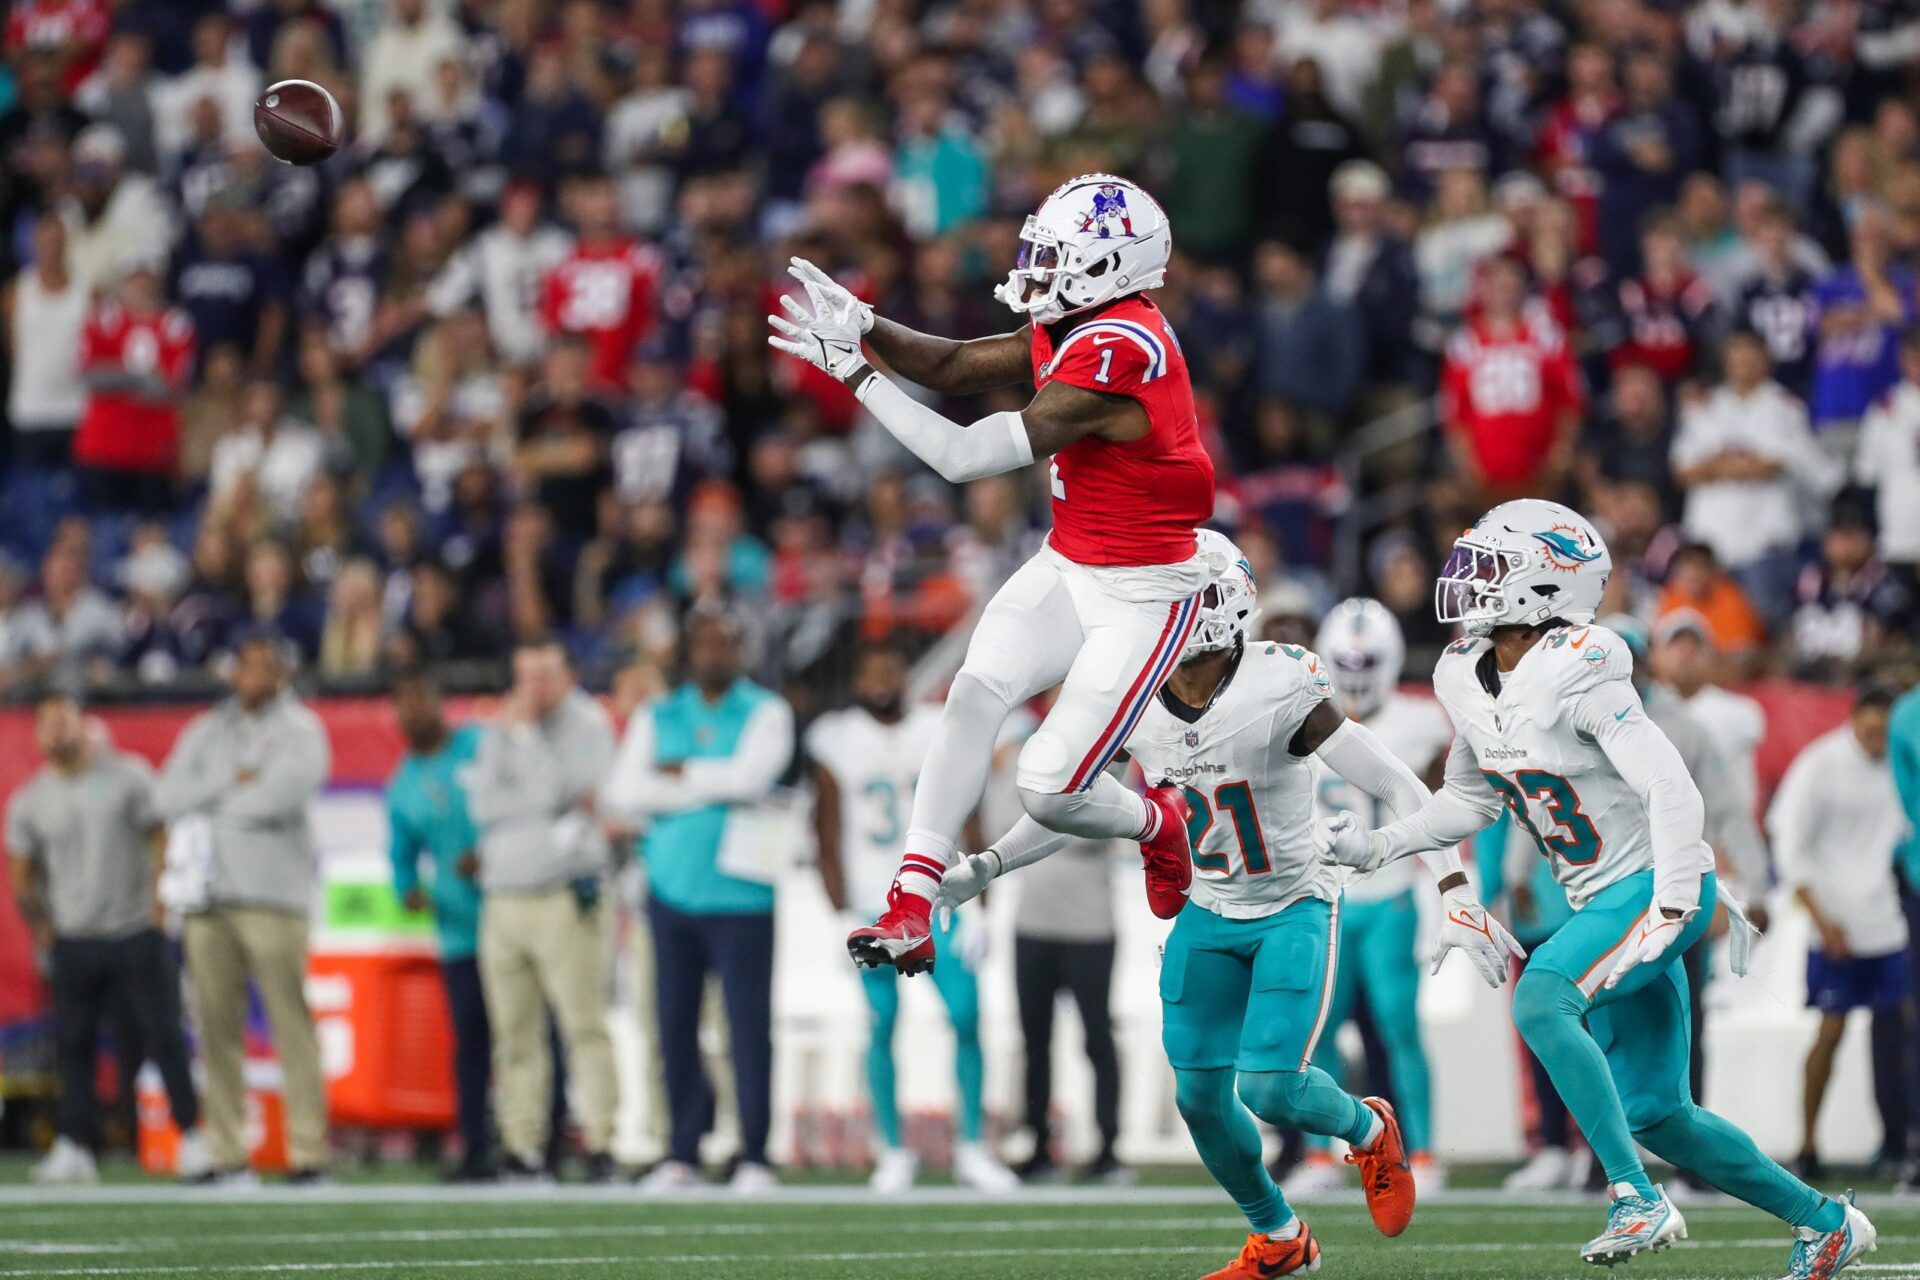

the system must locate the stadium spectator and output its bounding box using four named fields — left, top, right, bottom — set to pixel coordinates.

left=356, top=0, right=466, bottom=146
left=1437, top=255, right=1583, bottom=511
left=1811, top=207, right=1914, bottom=448
left=59, top=122, right=174, bottom=286
left=1854, top=329, right=1920, bottom=583
left=1323, top=160, right=1421, bottom=393
left=71, top=257, right=194, bottom=515
left=602, top=606, right=794, bottom=1192
left=467, top=636, right=619, bottom=1181
left=1788, top=497, right=1915, bottom=677
left=4, top=214, right=89, bottom=470
left=0, top=543, right=122, bottom=694
left=7, top=692, right=208, bottom=1184
left=1672, top=330, right=1836, bottom=630
left=1770, top=687, right=1912, bottom=1179
left=156, top=630, right=331, bottom=1183
left=1250, top=240, right=1365, bottom=444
